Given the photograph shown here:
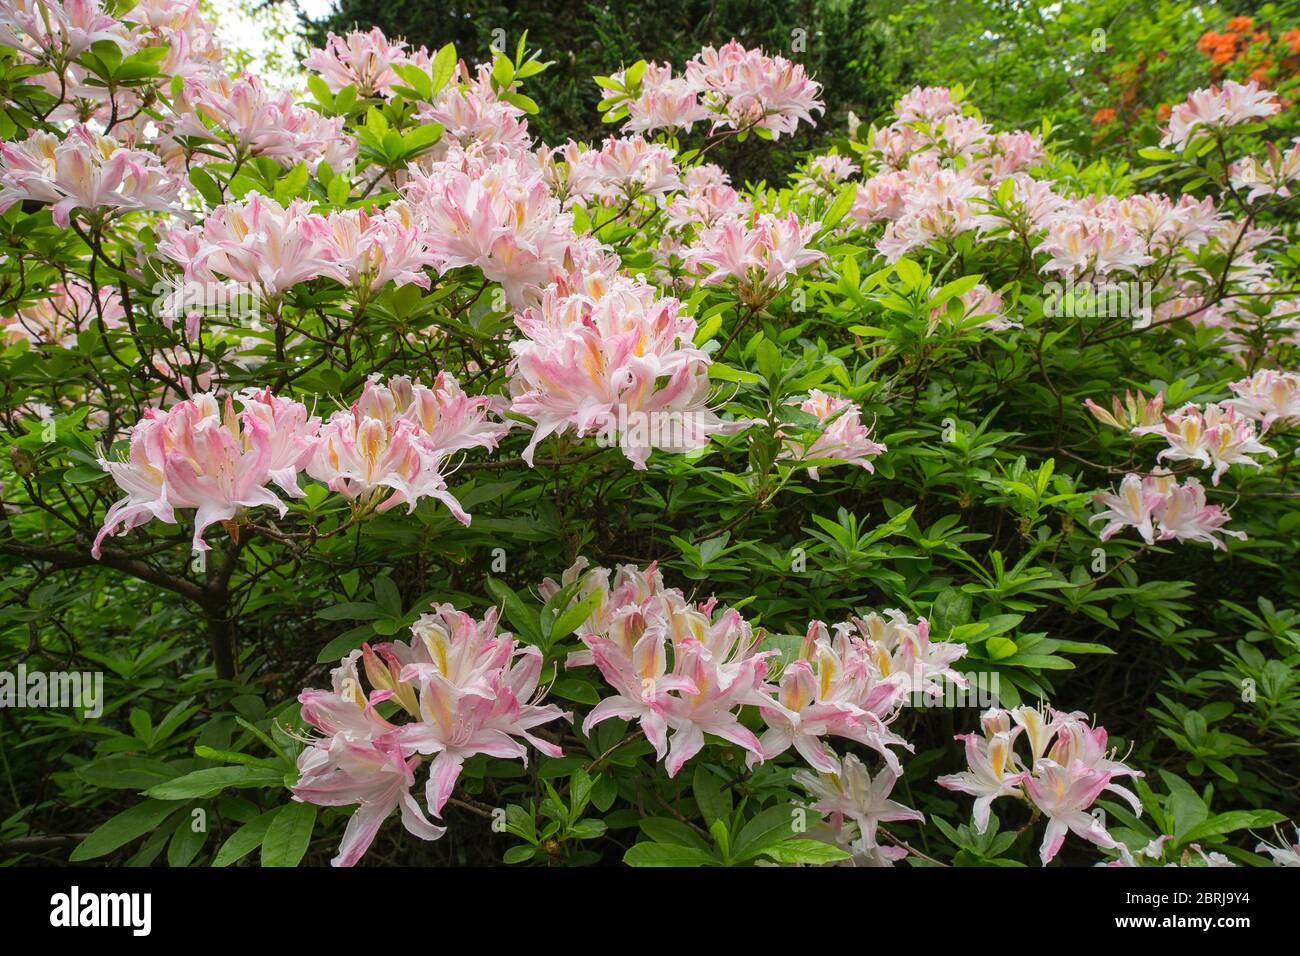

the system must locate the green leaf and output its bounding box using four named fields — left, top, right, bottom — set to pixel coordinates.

left=193, top=745, right=287, bottom=772
left=261, top=802, right=317, bottom=868
left=708, top=363, right=762, bottom=384
left=549, top=588, right=603, bottom=643
left=894, top=258, right=926, bottom=289
left=75, top=756, right=177, bottom=791
left=624, top=842, right=717, bottom=867
left=188, top=167, right=223, bottom=205
left=70, top=800, right=178, bottom=862
left=485, top=577, right=543, bottom=645
left=166, top=814, right=209, bottom=867
left=316, top=627, right=373, bottom=664
left=761, top=839, right=852, bottom=864
left=146, top=766, right=285, bottom=801
left=1181, top=810, right=1286, bottom=845
left=986, top=636, right=1019, bottom=659
left=755, top=339, right=782, bottom=380
left=732, top=805, right=796, bottom=861
left=213, top=809, right=278, bottom=867
left=692, top=766, right=731, bottom=832
left=429, top=43, right=457, bottom=95
left=273, top=162, right=310, bottom=205
left=503, top=844, right=536, bottom=864
left=638, top=817, right=711, bottom=850
left=372, top=576, right=402, bottom=616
